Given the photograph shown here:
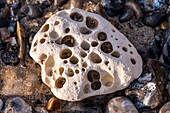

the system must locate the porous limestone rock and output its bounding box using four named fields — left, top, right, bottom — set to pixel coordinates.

left=29, top=8, right=143, bottom=101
